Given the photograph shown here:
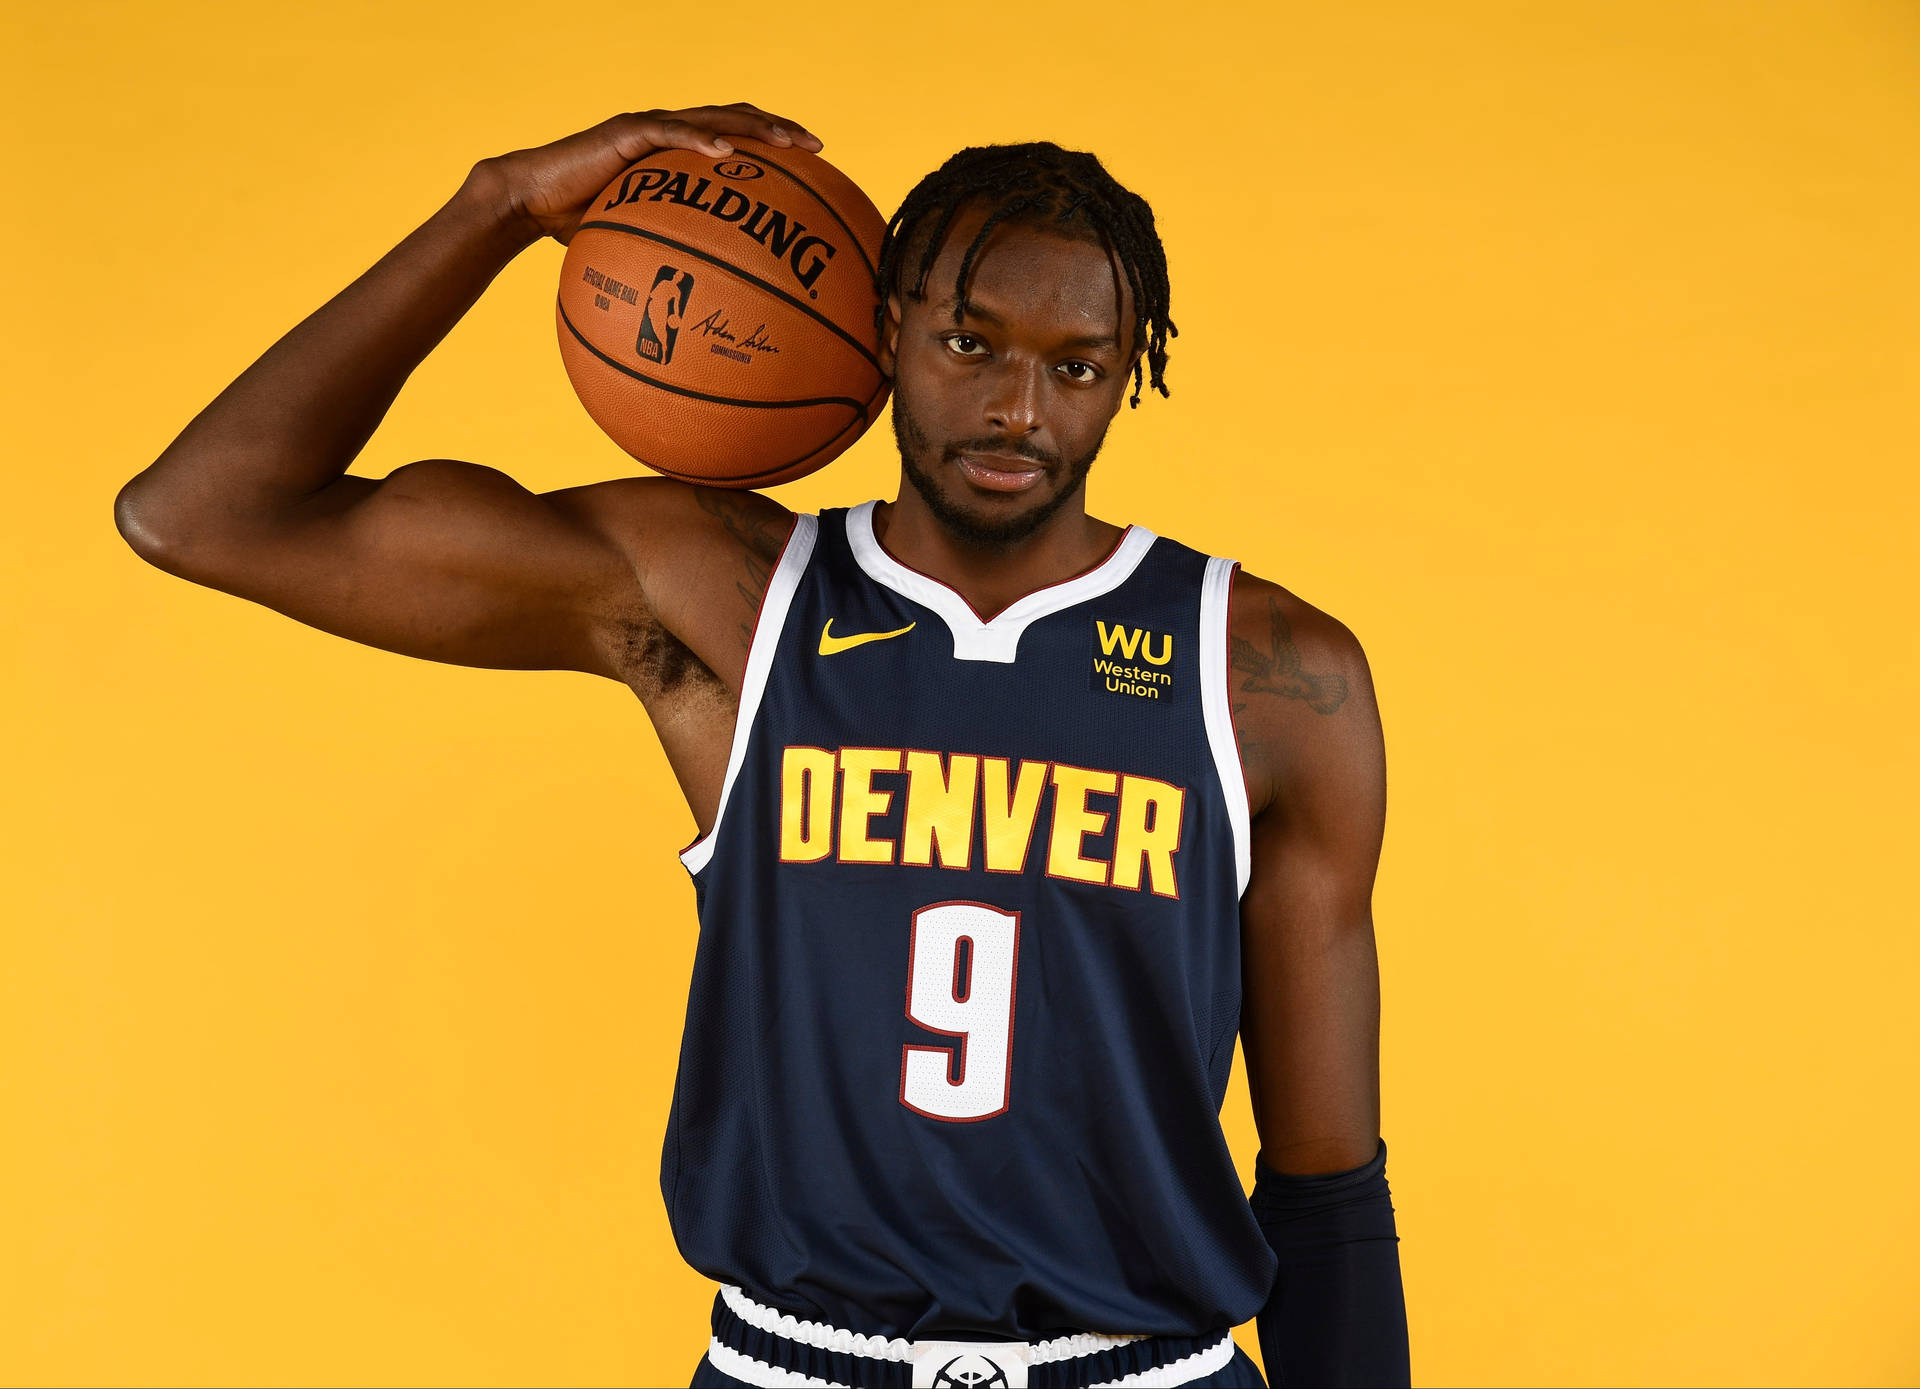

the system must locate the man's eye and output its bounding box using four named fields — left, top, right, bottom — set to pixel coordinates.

left=1059, top=362, right=1098, bottom=382
left=944, top=335, right=988, bottom=356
